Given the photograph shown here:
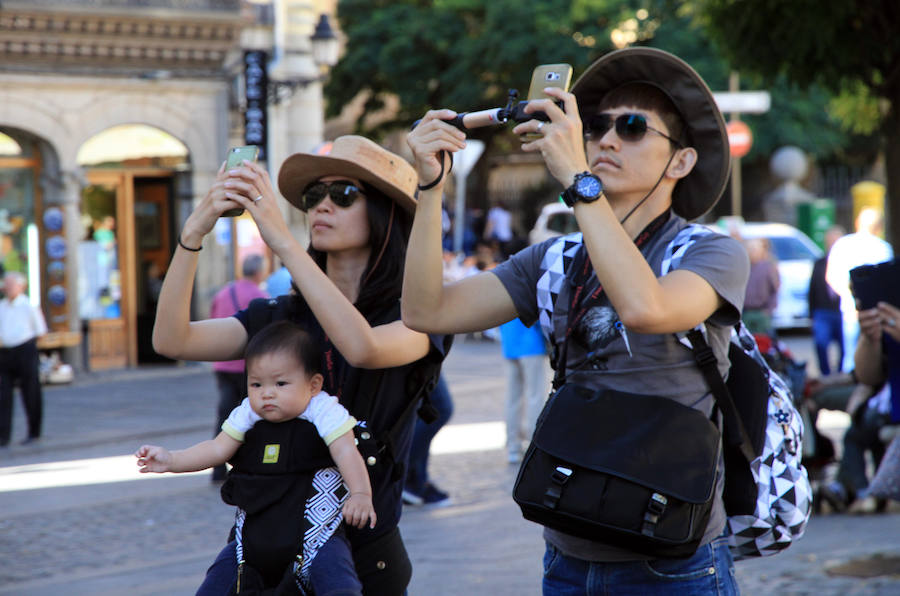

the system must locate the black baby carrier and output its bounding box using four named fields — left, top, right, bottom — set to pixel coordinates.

left=222, top=417, right=338, bottom=594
